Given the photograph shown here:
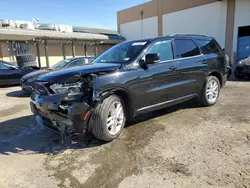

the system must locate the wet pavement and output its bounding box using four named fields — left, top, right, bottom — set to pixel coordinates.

left=0, top=81, right=250, bottom=188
